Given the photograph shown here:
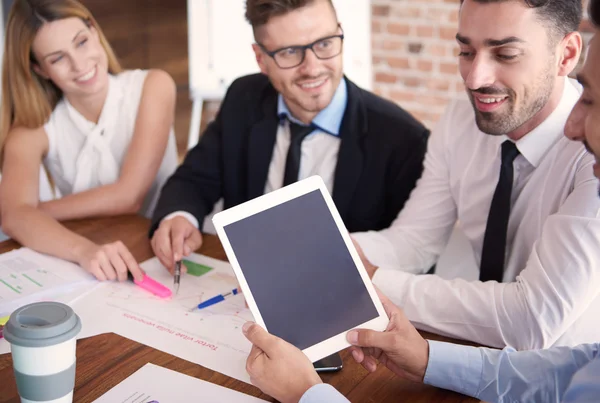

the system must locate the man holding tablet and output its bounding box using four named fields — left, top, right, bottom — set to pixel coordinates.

left=149, top=0, right=428, bottom=273
left=241, top=24, right=600, bottom=391
left=352, top=0, right=600, bottom=350
left=243, top=294, right=600, bottom=402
